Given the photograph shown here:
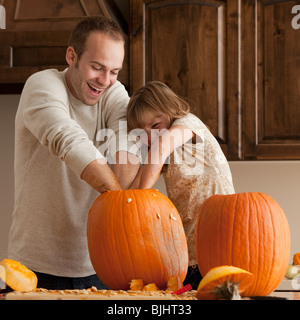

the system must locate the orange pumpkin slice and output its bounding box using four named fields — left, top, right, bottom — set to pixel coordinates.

left=196, top=265, right=254, bottom=300
left=0, top=259, right=37, bottom=292
left=129, top=279, right=144, bottom=291
left=143, top=283, right=159, bottom=291
left=166, top=275, right=182, bottom=291
left=293, top=253, right=300, bottom=265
